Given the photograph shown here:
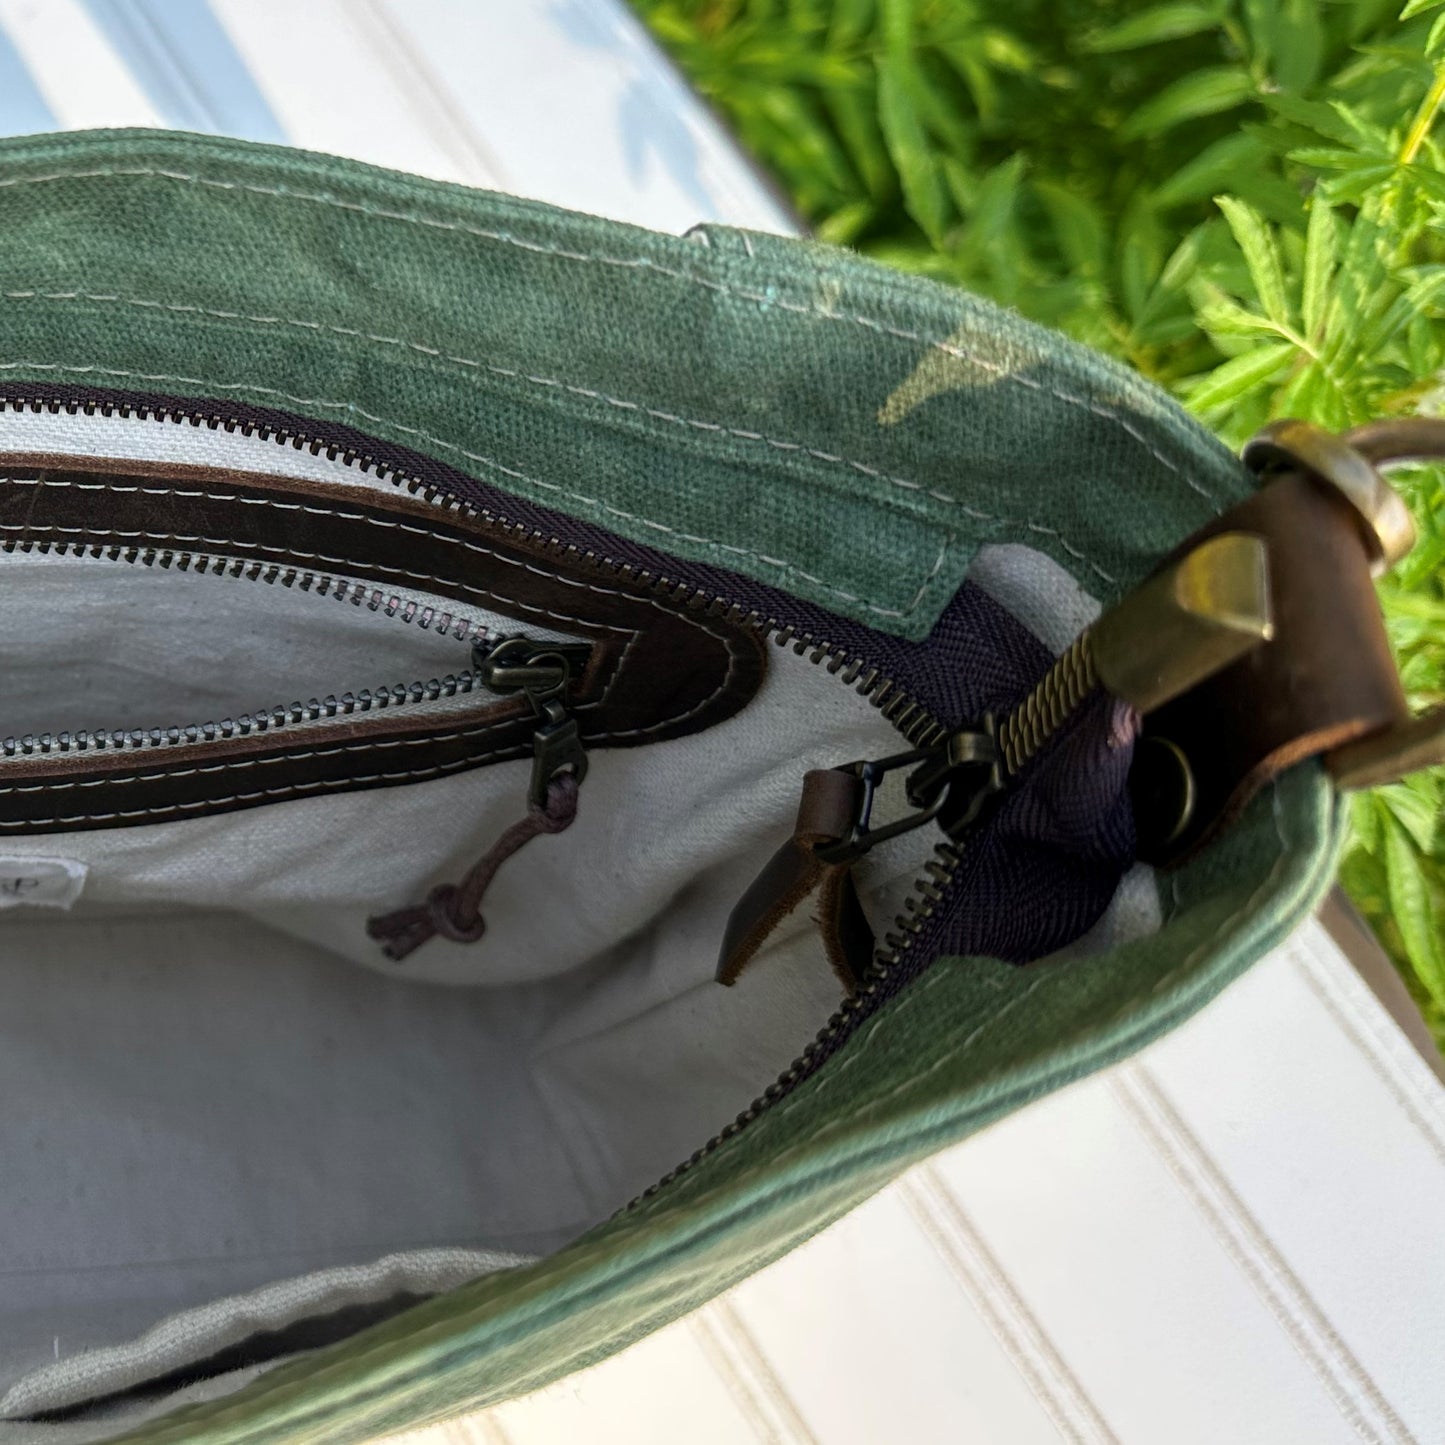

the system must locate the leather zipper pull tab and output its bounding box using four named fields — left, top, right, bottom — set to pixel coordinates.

left=717, top=768, right=875, bottom=994
left=718, top=729, right=1003, bottom=993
